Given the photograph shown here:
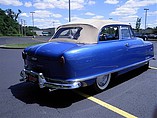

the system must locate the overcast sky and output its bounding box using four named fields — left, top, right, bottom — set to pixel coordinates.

left=0, top=0, right=157, bottom=29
